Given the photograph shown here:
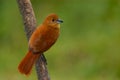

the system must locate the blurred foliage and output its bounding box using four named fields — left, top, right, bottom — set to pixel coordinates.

left=0, top=0, right=120, bottom=80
